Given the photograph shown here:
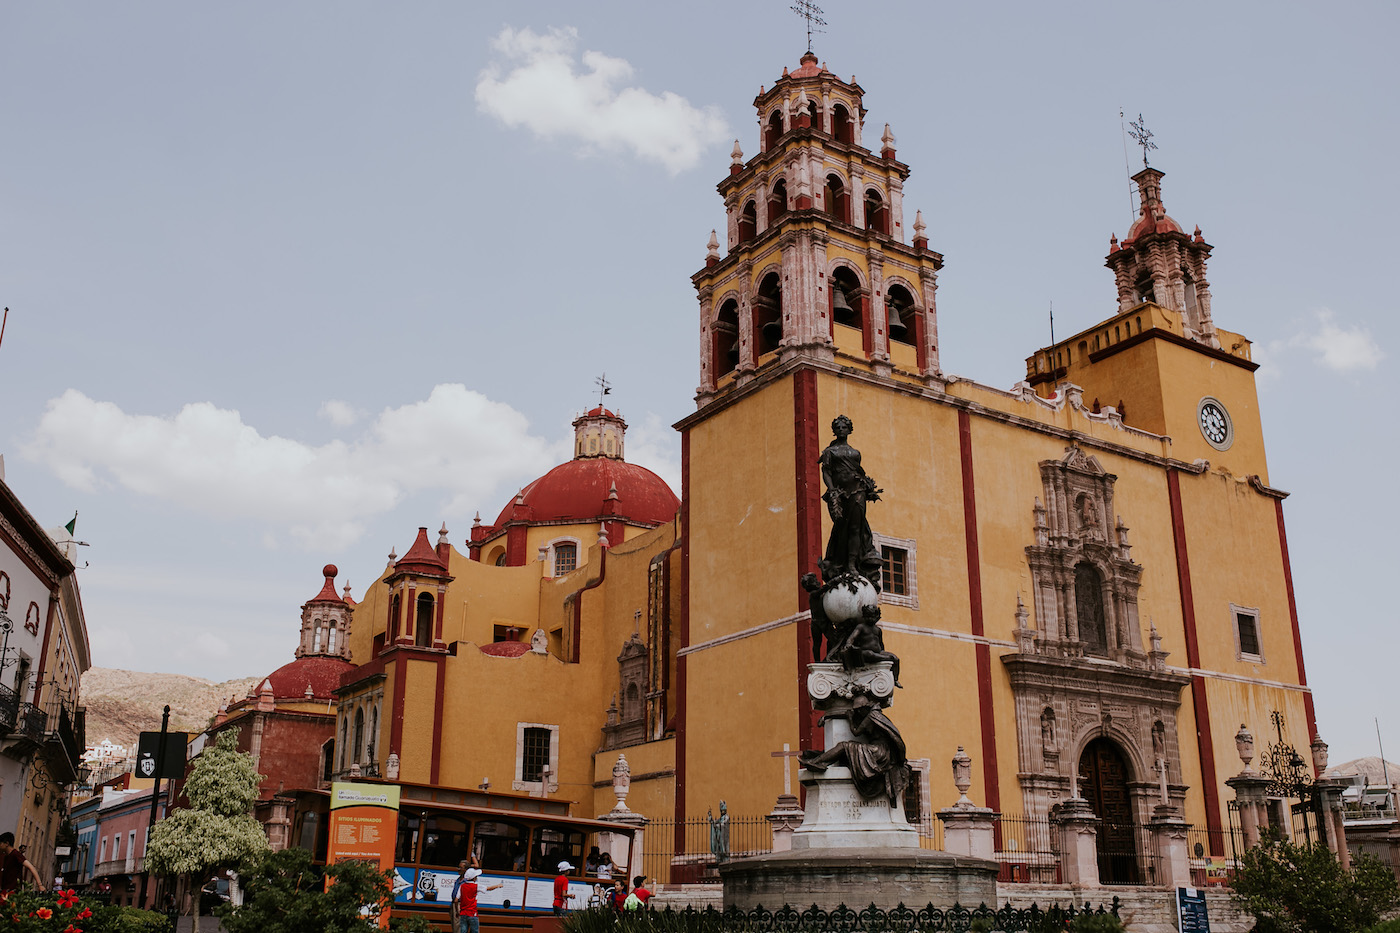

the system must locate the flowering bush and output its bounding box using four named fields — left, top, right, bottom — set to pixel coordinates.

left=0, top=888, right=169, bottom=933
